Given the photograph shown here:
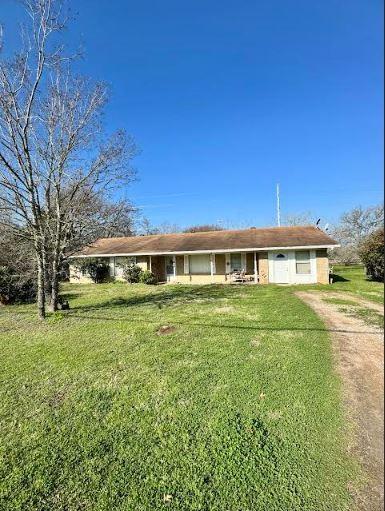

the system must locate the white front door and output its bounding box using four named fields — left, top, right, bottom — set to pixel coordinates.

left=165, top=256, right=176, bottom=282
left=273, top=252, right=289, bottom=283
